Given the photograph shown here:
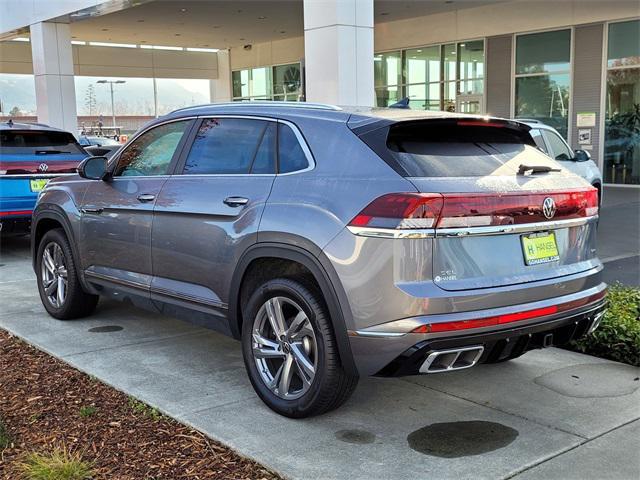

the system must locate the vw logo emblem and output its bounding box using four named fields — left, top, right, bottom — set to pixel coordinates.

left=542, top=197, right=556, bottom=219
left=38, top=163, right=49, bottom=172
